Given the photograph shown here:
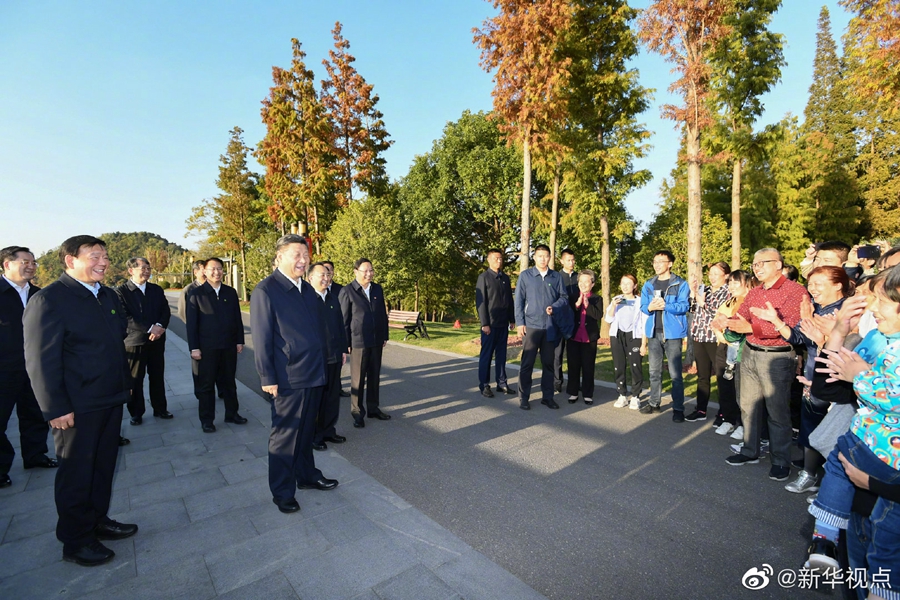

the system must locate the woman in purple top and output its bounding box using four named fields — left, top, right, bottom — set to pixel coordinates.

left=566, top=270, right=604, bottom=405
